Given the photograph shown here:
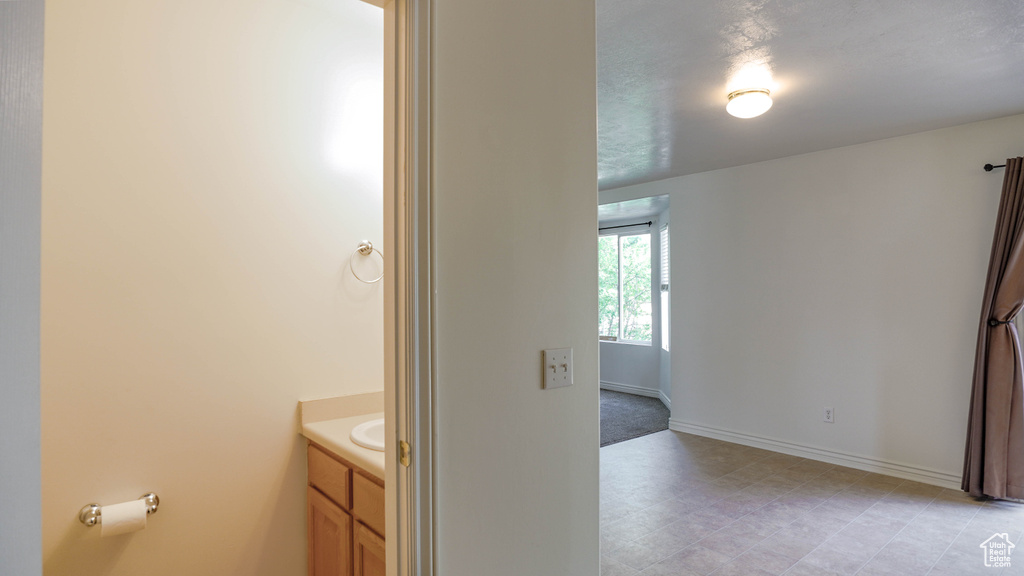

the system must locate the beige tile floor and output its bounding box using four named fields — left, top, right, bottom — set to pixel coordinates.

left=601, top=430, right=1024, bottom=576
